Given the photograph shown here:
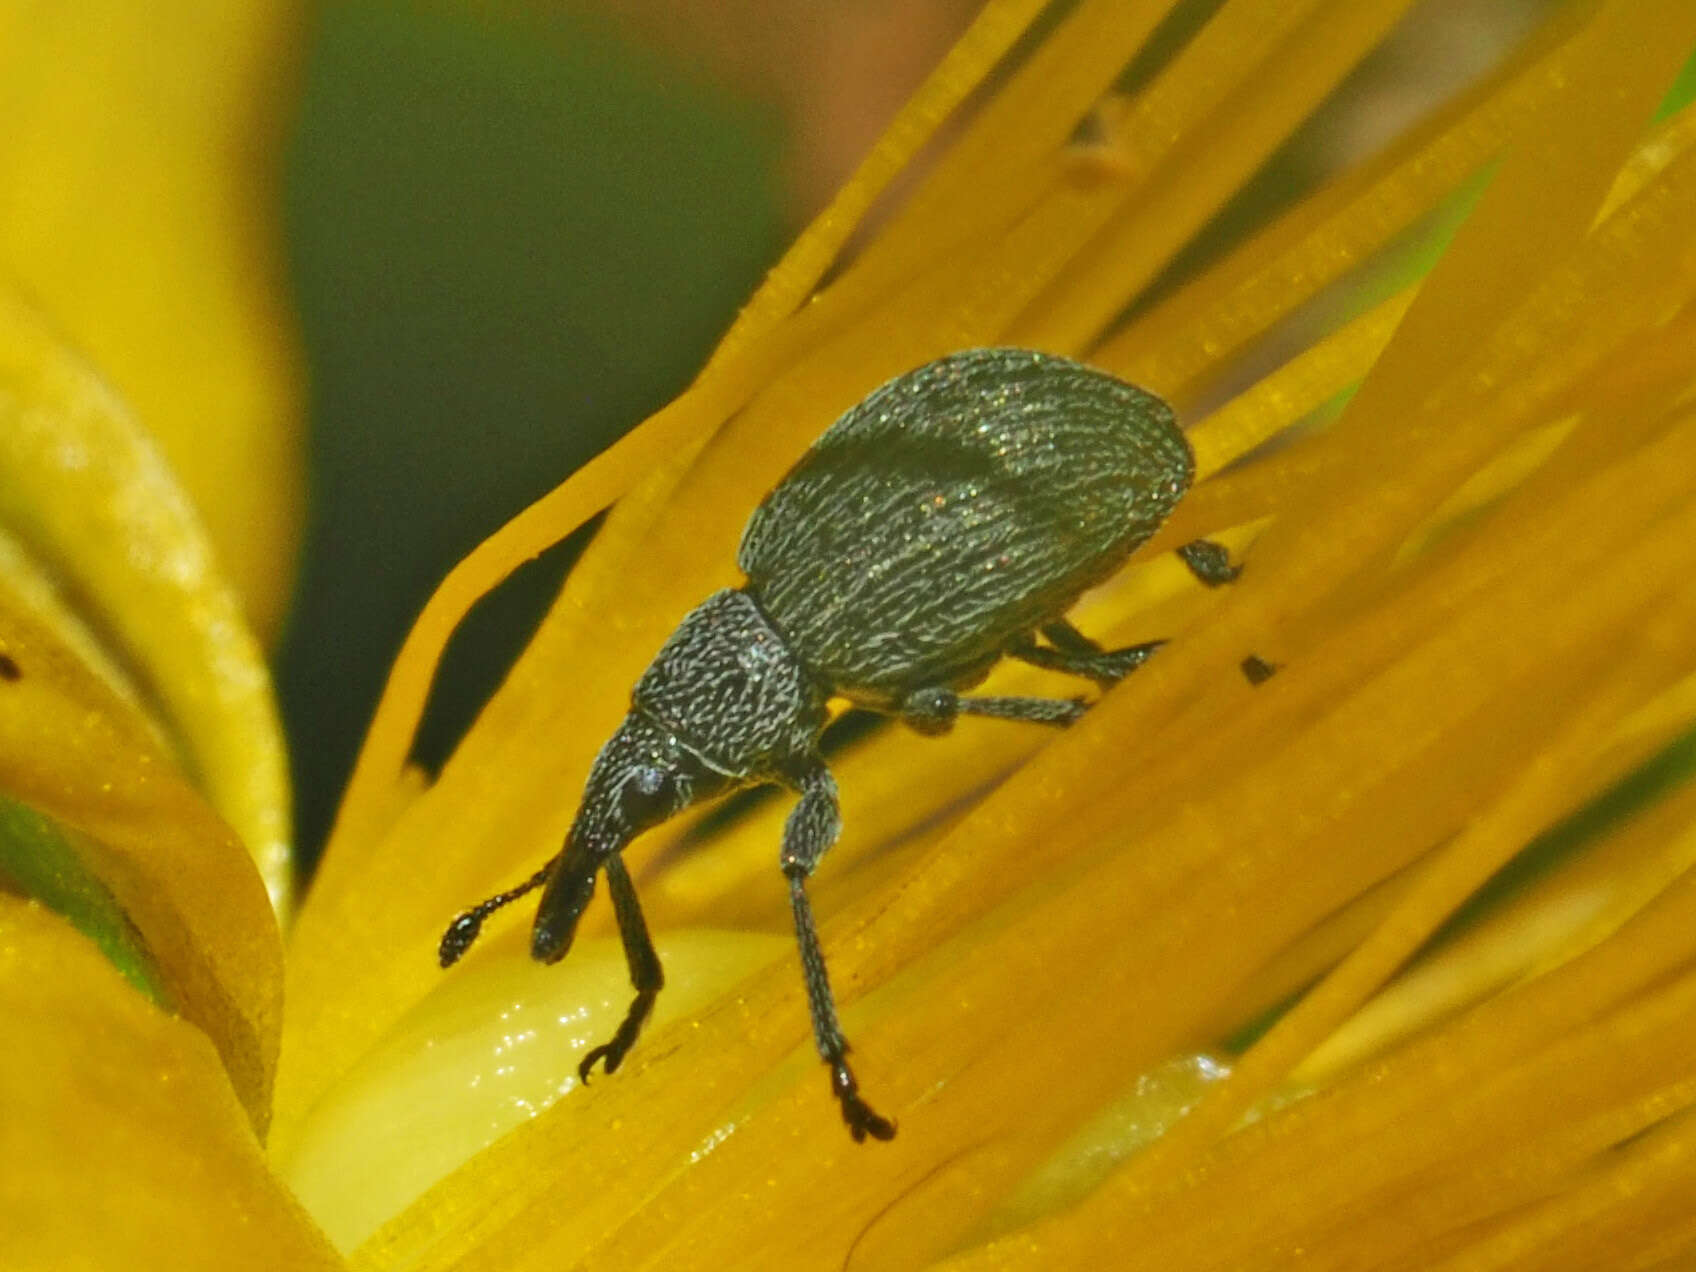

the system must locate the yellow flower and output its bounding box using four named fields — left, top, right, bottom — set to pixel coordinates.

left=1, top=1, right=312, bottom=1265
left=7, top=1, right=1696, bottom=1269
